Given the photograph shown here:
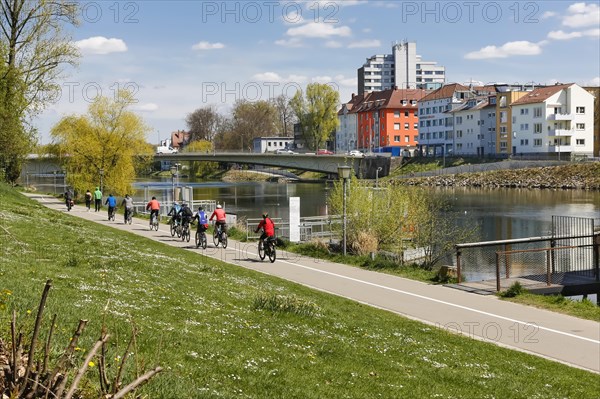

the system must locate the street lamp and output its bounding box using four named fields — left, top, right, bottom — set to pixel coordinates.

left=99, top=168, right=104, bottom=193
left=170, top=165, right=177, bottom=201
left=337, top=165, right=352, bottom=256
left=375, top=167, right=382, bottom=189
